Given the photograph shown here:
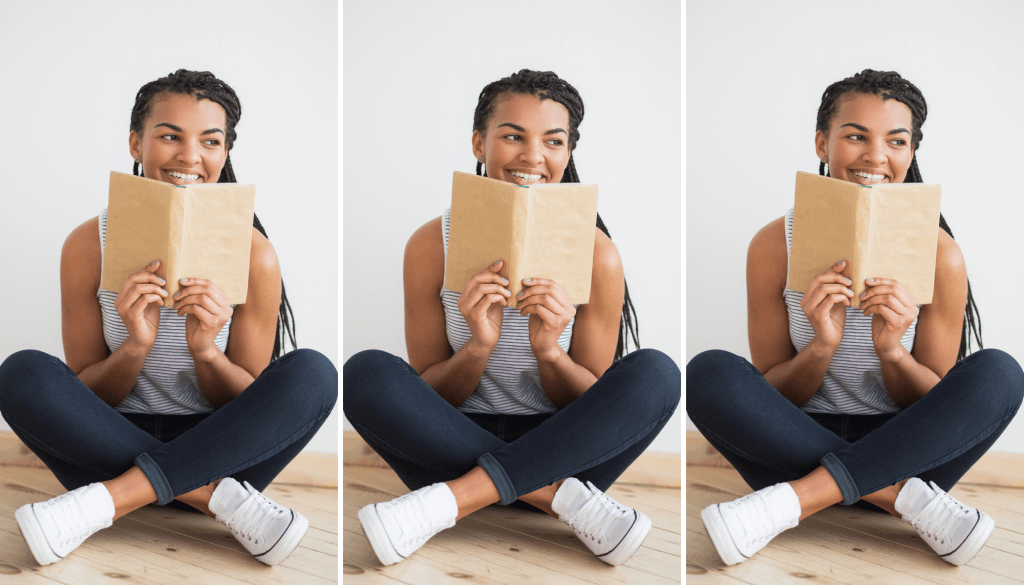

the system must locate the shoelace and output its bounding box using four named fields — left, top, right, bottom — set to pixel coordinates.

left=724, top=490, right=781, bottom=547
left=566, top=482, right=630, bottom=546
left=38, top=490, right=93, bottom=548
left=910, top=482, right=973, bottom=547
left=223, top=482, right=288, bottom=547
left=381, top=490, right=442, bottom=547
